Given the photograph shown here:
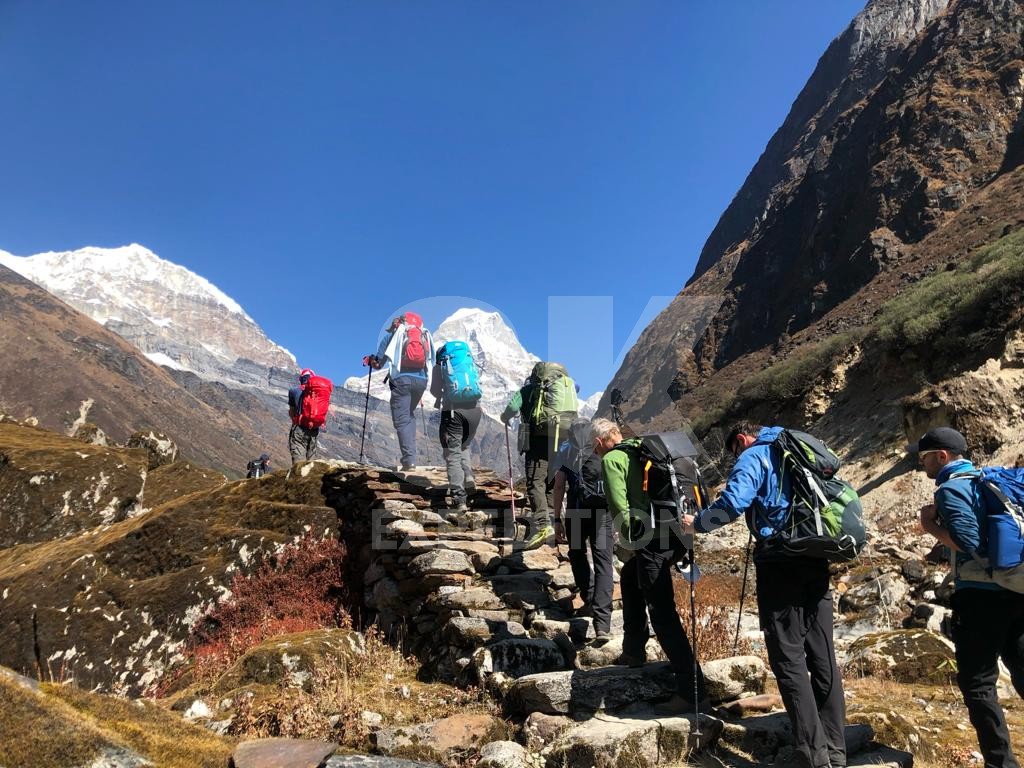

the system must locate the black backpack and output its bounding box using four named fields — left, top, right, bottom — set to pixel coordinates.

left=562, top=419, right=605, bottom=507
left=755, top=429, right=866, bottom=562
left=626, top=432, right=707, bottom=556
